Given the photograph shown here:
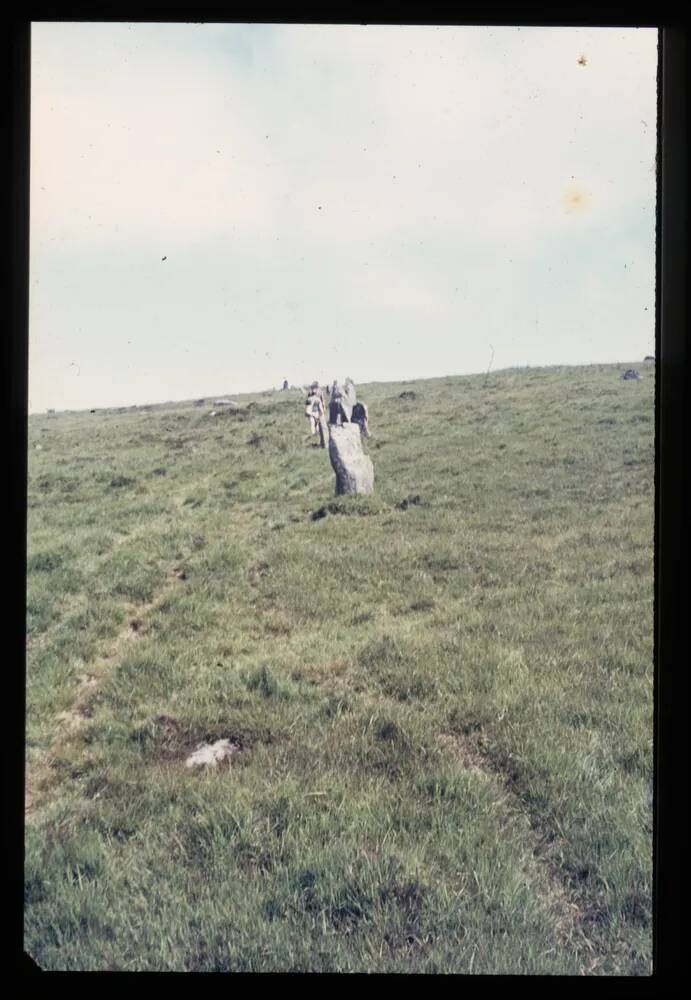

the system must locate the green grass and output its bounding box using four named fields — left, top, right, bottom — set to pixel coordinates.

left=25, top=363, right=654, bottom=973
